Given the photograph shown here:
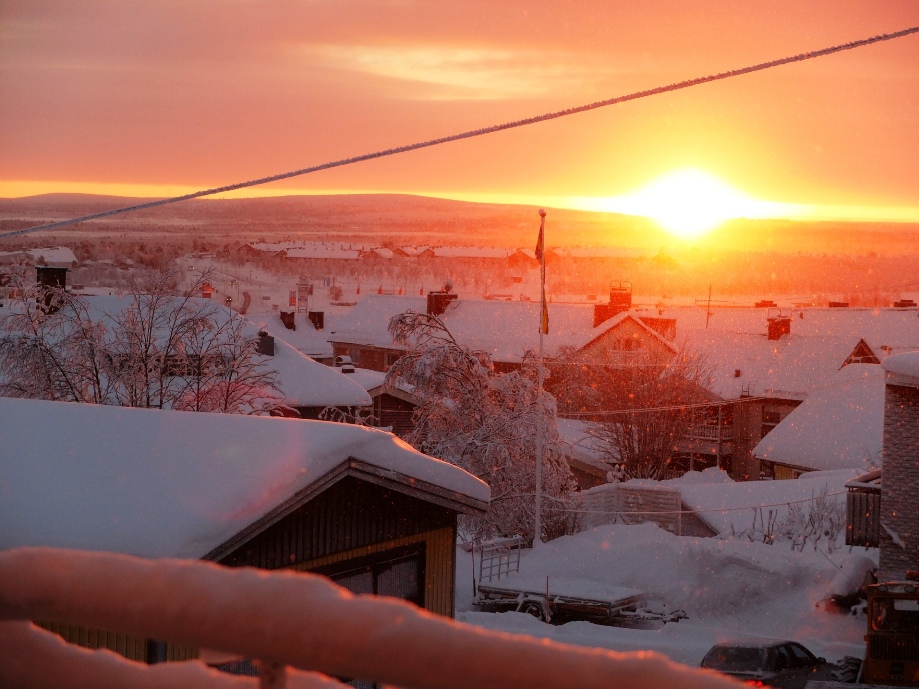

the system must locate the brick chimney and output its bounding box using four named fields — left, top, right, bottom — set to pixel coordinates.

left=879, top=353, right=919, bottom=580
left=36, top=266, right=67, bottom=314
left=255, top=330, right=275, bottom=356
left=593, top=280, right=632, bottom=327
left=427, top=291, right=457, bottom=317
